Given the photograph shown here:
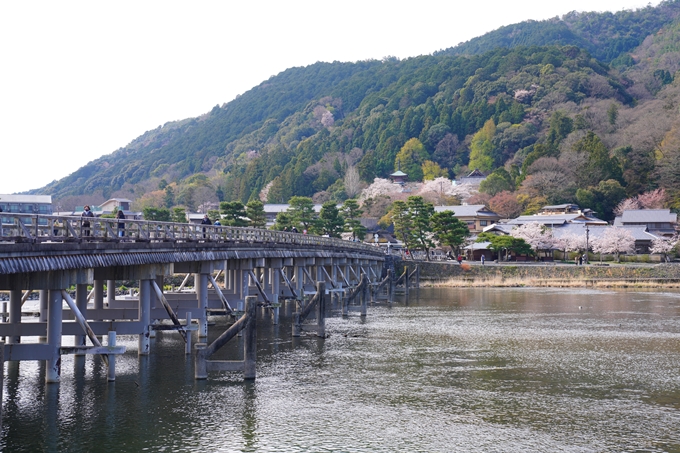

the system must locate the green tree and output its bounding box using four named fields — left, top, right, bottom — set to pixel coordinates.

left=476, top=233, right=533, bottom=261
left=143, top=207, right=171, bottom=222
left=171, top=207, right=187, bottom=223
left=575, top=179, right=626, bottom=221
left=468, top=119, right=496, bottom=172
left=287, top=196, right=316, bottom=230
left=315, top=201, right=344, bottom=237
left=220, top=201, right=249, bottom=227
left=573, top=131, right=622, bottom=188
left=272, top=211, right=293, bottom=231
left=245, top=200, right=267, bottom=228
left=407, top=196, right=435, bottom=259
left=422, top=160, right=447, bottom=180
left=431, top=211, right=470, bottom=254
left=389, top=201, right=413, bottom=250
left=341, top=199, right=367, bottom=241
left=164, top=186, right=175, bottom=209
left=479, top=167, right=515, bottom=195
left=395, top=138, right=429, bottom=181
